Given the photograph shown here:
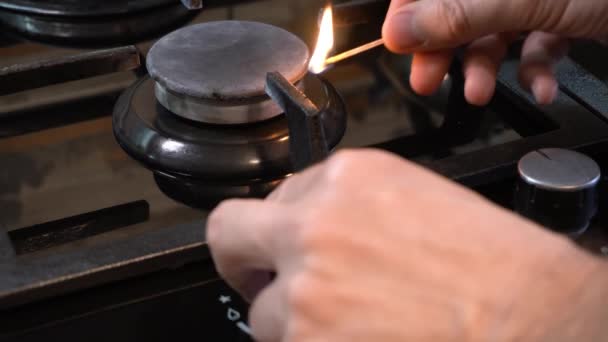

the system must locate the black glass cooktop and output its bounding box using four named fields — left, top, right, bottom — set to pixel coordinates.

left=2, top=1, right=608, bottom=341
